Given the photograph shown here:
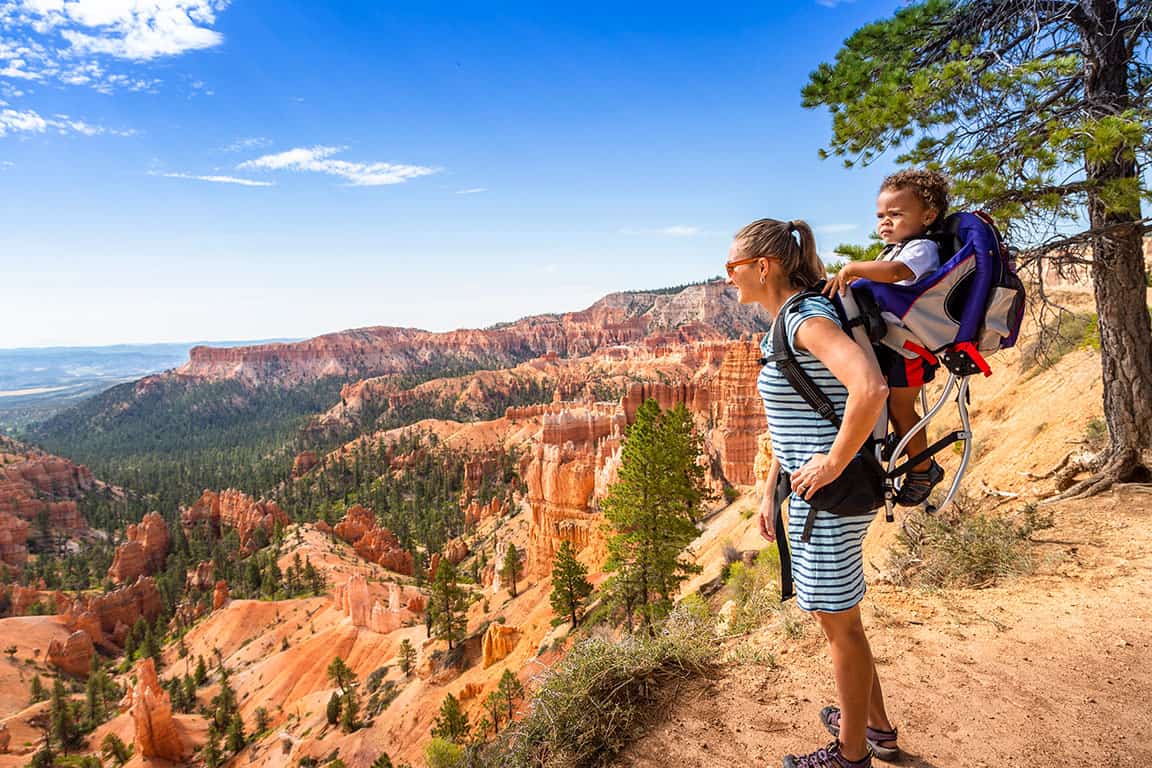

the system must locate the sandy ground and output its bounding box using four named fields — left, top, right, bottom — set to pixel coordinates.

left=617, top=486, right=1152, bottom=768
